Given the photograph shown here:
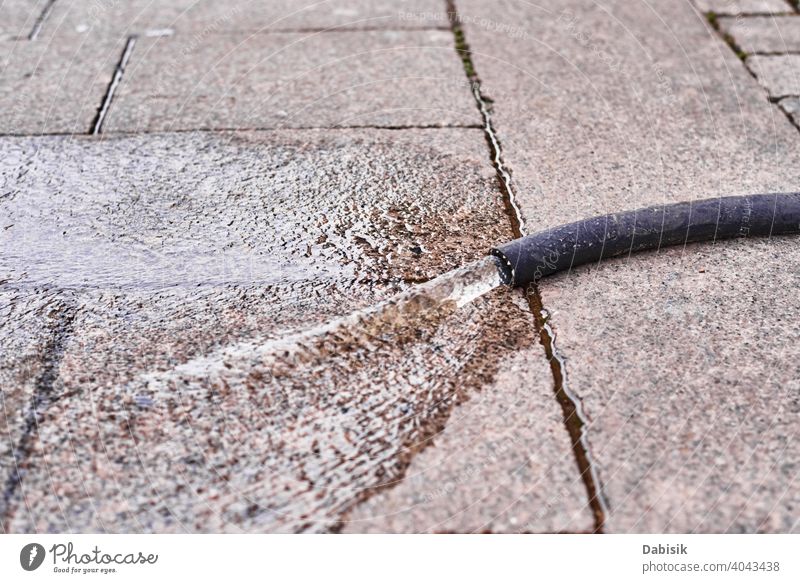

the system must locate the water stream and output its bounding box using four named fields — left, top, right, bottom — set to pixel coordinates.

left=117, top=256, right=528, bottom=532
